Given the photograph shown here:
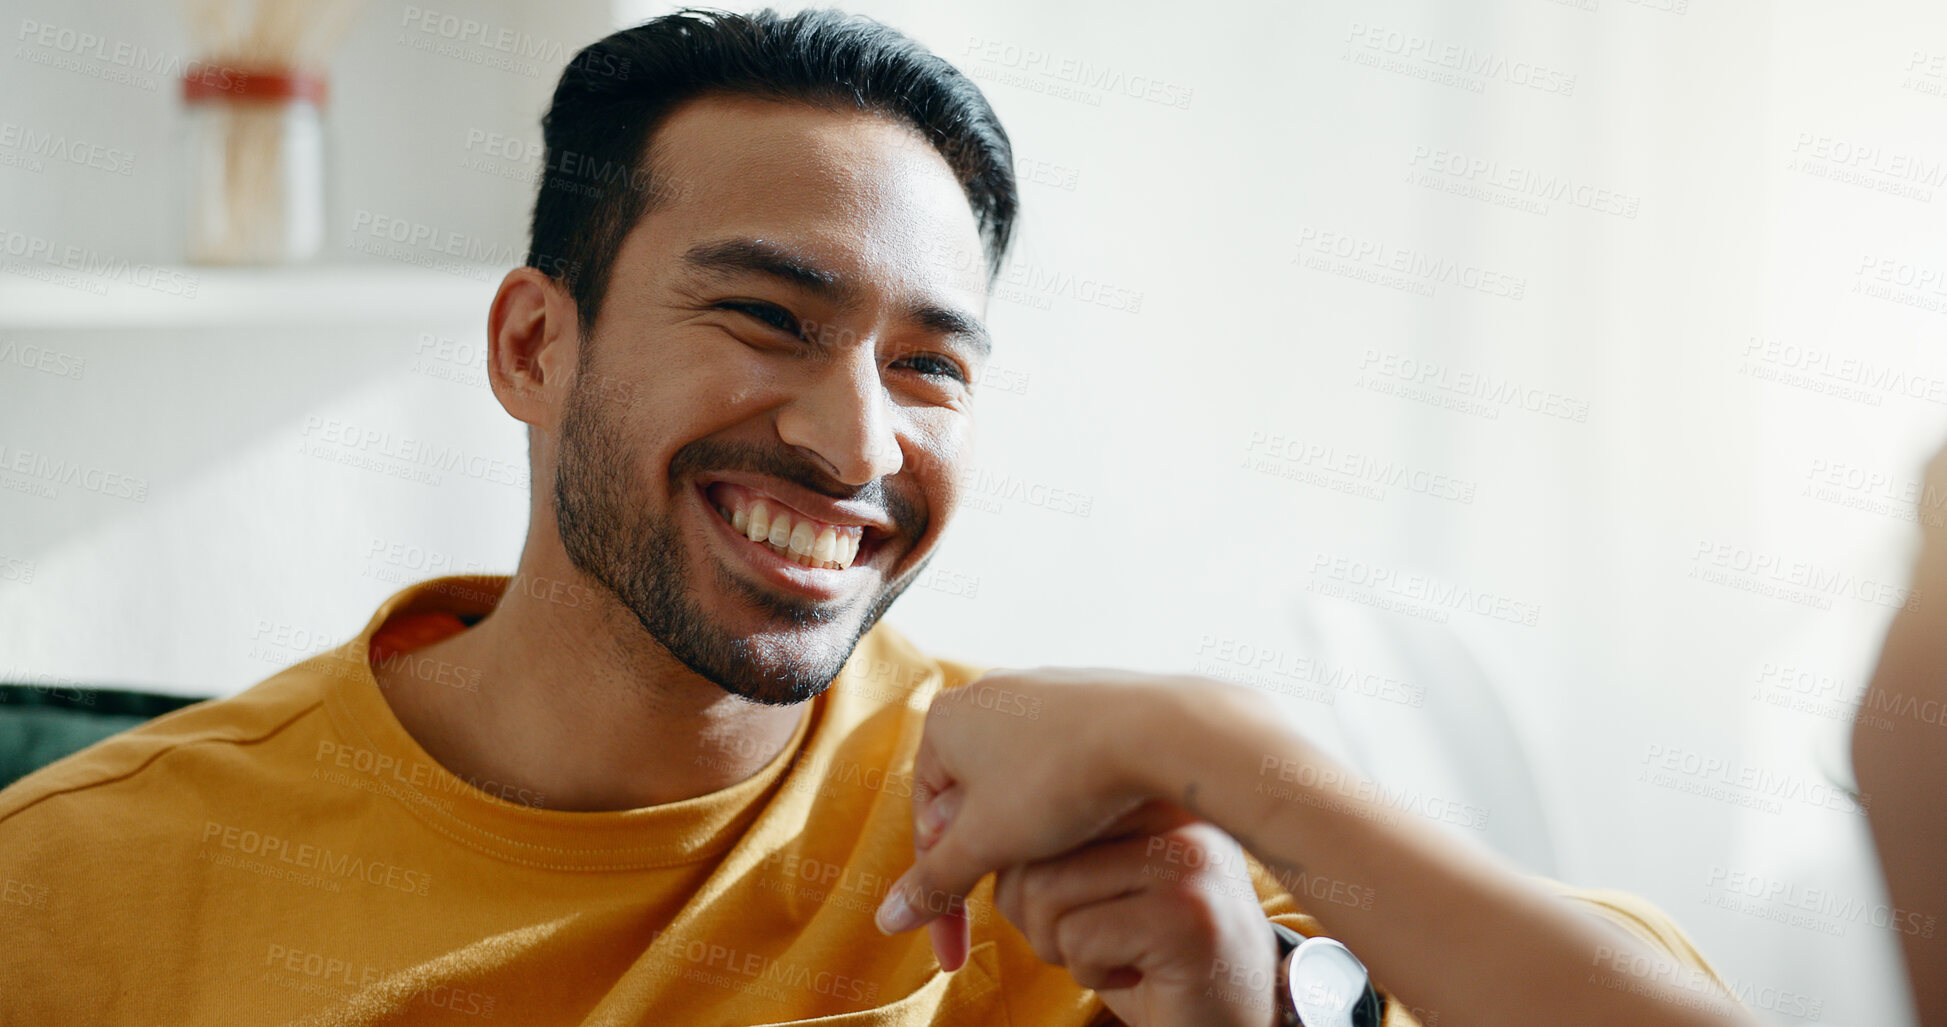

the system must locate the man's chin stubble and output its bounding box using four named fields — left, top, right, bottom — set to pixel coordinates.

left=550, top=374, right=931, bottom=704
left=567, top=504, right=914, bottom=705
